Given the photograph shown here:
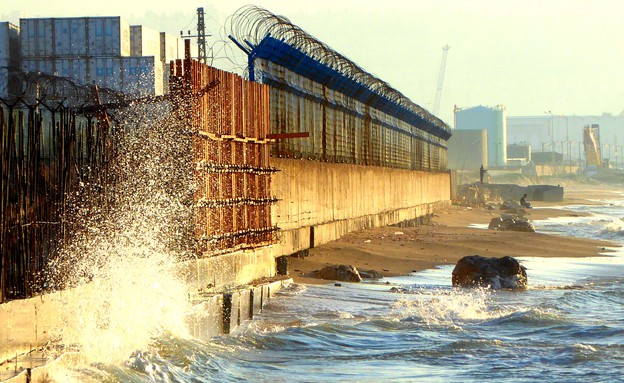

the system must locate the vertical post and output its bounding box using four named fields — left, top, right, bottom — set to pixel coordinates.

left=248, top=55, right=255, bottom=82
